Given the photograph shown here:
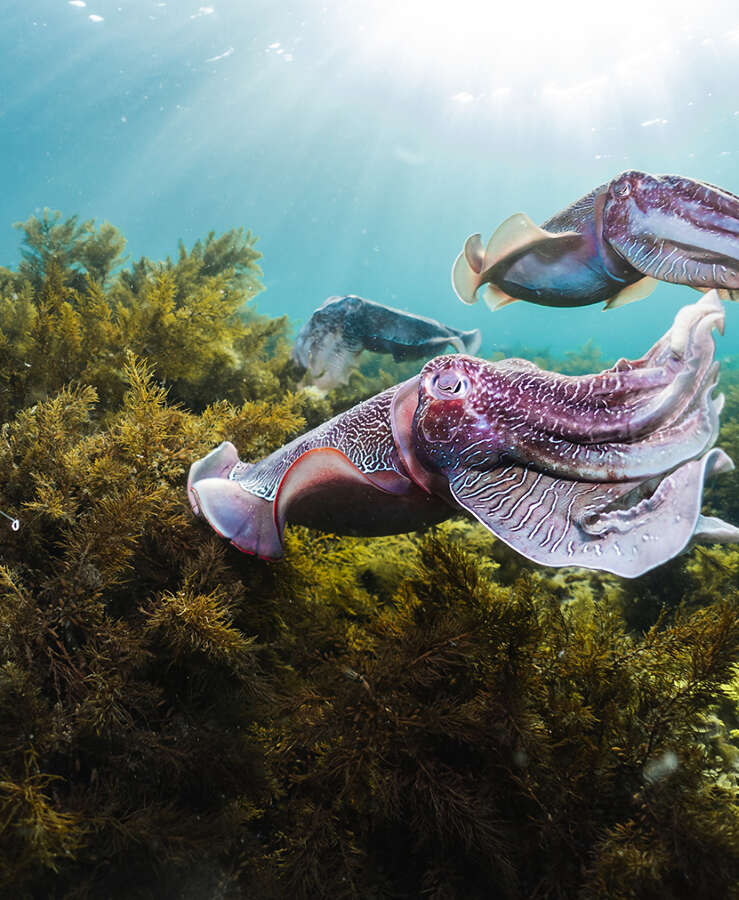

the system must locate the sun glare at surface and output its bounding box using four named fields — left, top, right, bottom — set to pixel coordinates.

left=327, top=0, right=731, bottom=91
